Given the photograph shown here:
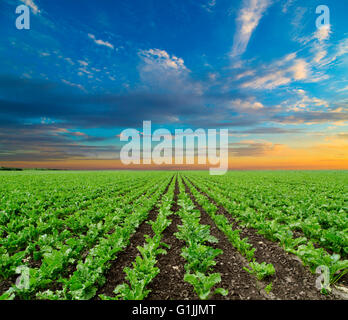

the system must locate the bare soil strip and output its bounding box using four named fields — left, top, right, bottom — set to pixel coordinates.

left=146, top=176, right=197, bottom=300
left=0, top=278, right=16, bottom=296
left=184, top=176, right=334, bottom=300
left=94, top=175, right=175, bottom=299
left=181, top=179, right=265, bottom=300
